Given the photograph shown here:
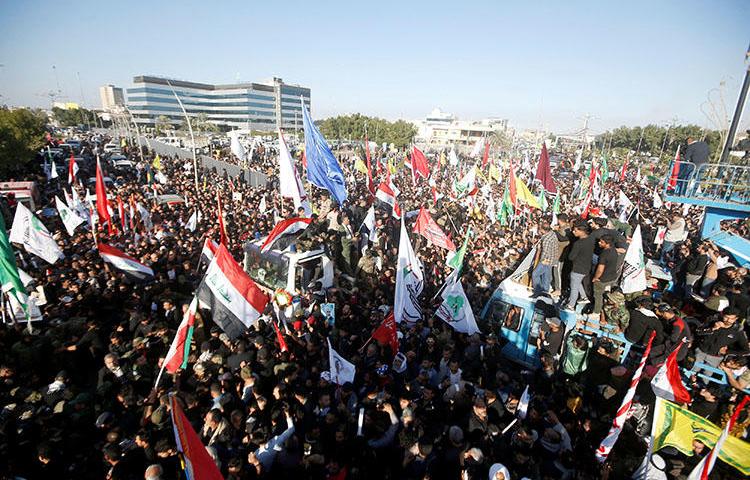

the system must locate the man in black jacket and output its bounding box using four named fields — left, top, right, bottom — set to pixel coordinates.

left=694, top=308, right=749, bottom=368
left=678, top=137, right=710, bottom=195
